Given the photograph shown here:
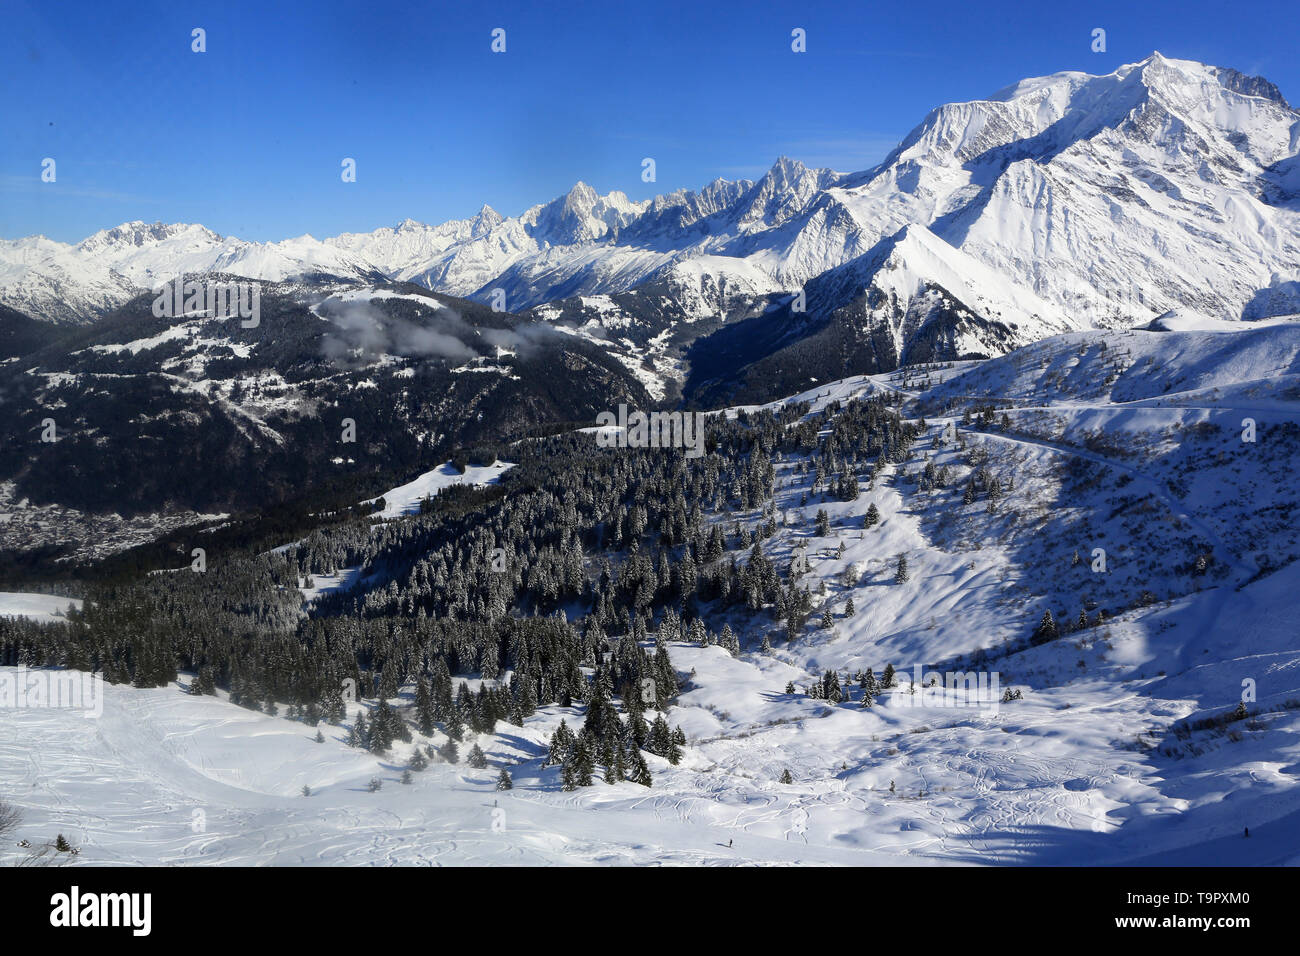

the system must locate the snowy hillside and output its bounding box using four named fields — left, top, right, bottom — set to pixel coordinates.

left=365, top=460, right=516, bottom=519
left=4, top=322, right=1299, bottom=866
